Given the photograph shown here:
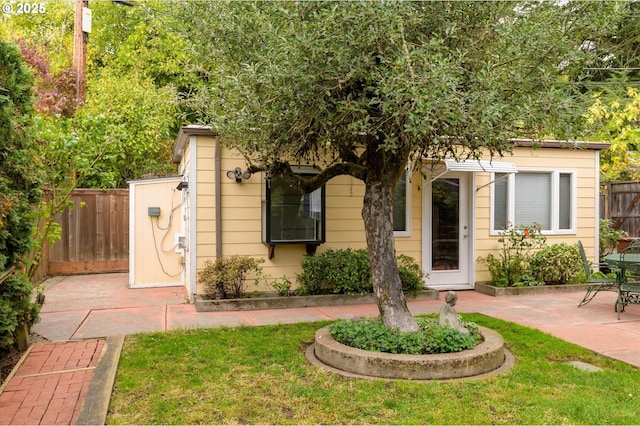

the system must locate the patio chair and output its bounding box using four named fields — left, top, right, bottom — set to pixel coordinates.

left=577, top=240, right=618, bottom=307
left=616, top=241, right=640, bottom=319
